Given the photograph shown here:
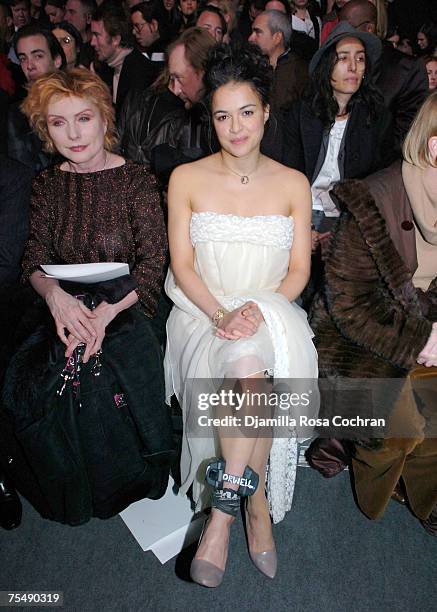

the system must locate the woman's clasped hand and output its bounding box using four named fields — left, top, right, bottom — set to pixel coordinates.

left=45, top=285, right=117, bottom=363
left=214, top=302, right=264, bottom=340
left=417, top=322, right=437, bottom=368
